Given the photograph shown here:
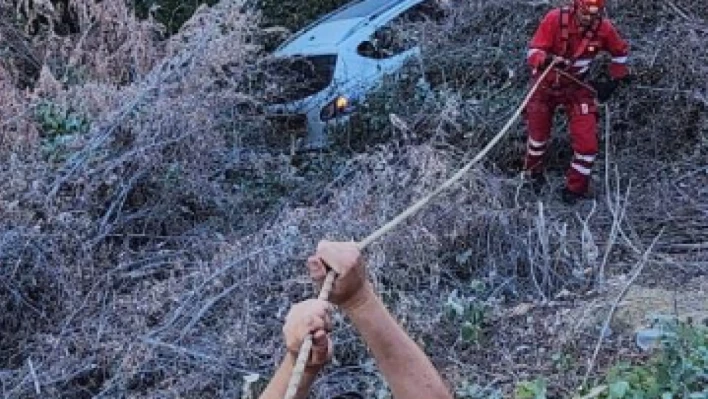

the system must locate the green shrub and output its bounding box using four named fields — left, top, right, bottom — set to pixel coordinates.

left=456, top=380, right=503, bottom=399
left=444, top=287, right=490, bottom=345
left=258, top=0, right=350, bottom=31
left=132, top=0, right=219, bottom=34
left=34, top=100, right=90, bottom=162
left=34, top=101, right=89, bottom=138
left=515, top=379, right=548, bottom=399
left=510, top=321, right=707, bottom=399
left=131, top=0, right=350, bottom=37
left=597, top=321, right=708, bottom=399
